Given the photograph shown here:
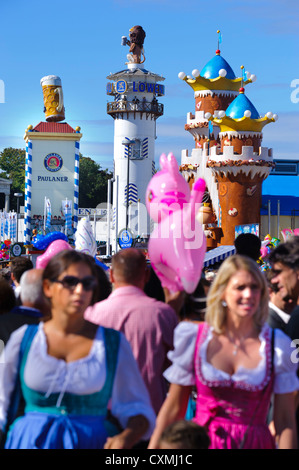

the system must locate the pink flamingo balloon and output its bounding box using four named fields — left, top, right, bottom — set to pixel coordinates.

left=146, top=153, right=207, bottom=294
